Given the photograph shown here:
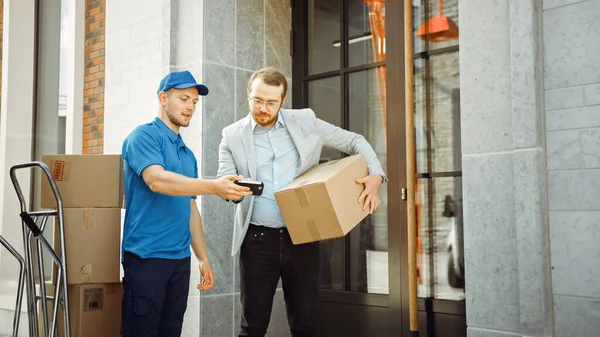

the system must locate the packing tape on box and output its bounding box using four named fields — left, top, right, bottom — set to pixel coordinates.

left=306, top=219, right=321, bottom=240
left=81, top=264, right=92, bottom=283
left=295, top=188, right=310, bottom=207
left=83, top=210, right=94, bottom=229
